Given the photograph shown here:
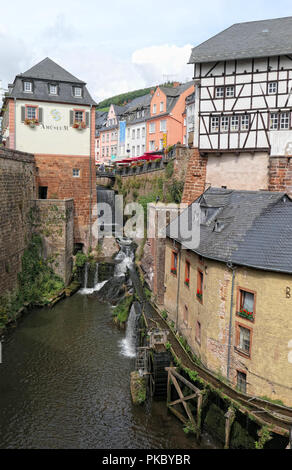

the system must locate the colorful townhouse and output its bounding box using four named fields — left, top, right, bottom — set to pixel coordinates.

left=146, top=82, right=195, bottom=152
left=122, top=94, right=151, bottom=158
left=183, top=16, right=292, bottom=205
left=98, top=104, right=124, bottom=164
left=0, top=57, right=97, bottom=250
left=164, top=187, right=292, bottom=406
